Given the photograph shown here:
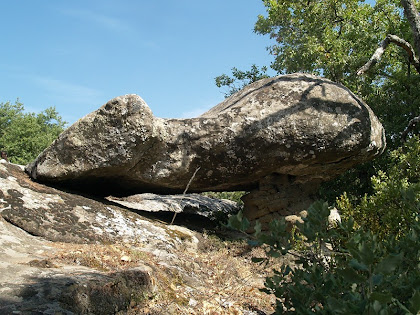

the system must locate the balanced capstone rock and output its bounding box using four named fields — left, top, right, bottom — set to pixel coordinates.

left=26, top=73, right=386, bottom=222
